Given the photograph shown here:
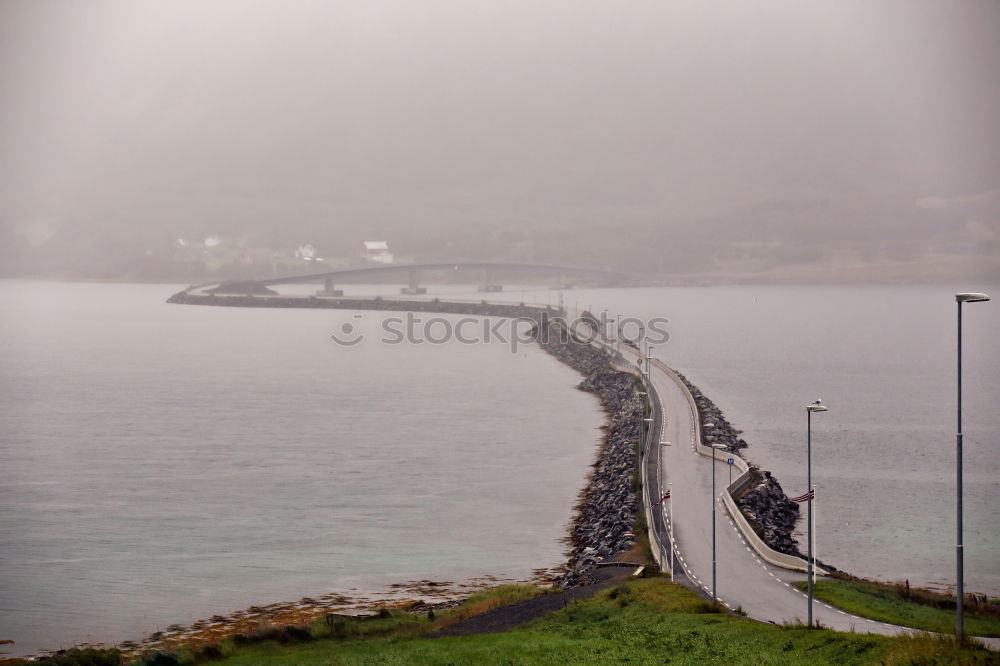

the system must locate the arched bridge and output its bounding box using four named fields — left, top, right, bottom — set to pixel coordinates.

left=208, top=262, right=631, bottom=296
